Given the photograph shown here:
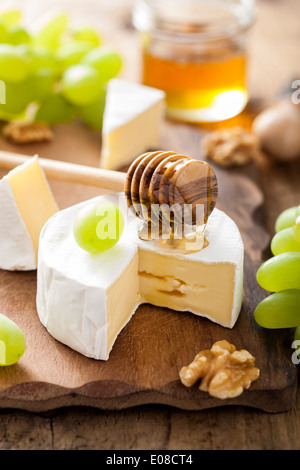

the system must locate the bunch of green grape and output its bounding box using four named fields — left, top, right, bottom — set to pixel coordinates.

left=254, top=205, right=300, bottom=346
left=0, top=9, right=123, bottom=129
